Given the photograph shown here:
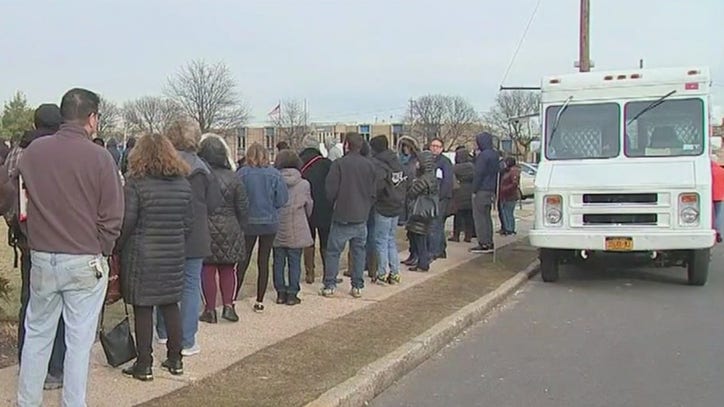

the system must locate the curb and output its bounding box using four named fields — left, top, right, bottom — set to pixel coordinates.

left=304, top=258, right=540, bottom=407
